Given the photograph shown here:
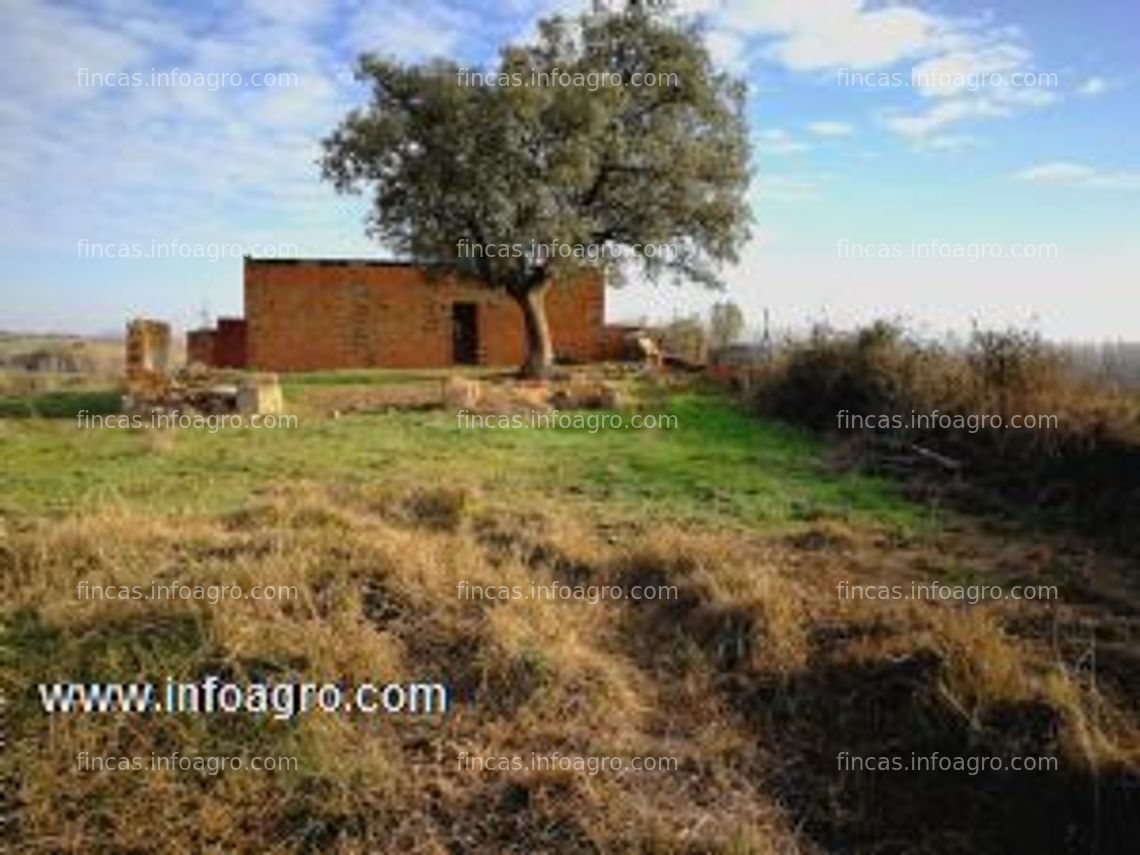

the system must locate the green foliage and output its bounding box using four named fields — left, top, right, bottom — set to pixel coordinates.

left=757, top=321, right=936, bottom=428
left=320, top=7, right=751, bottom=295
left=0, top=389, right=121, bottom=419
